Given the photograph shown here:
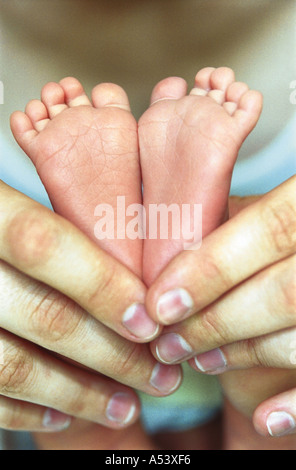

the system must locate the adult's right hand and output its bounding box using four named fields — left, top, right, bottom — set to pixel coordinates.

left=0, top=181, right=181, bottom=432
